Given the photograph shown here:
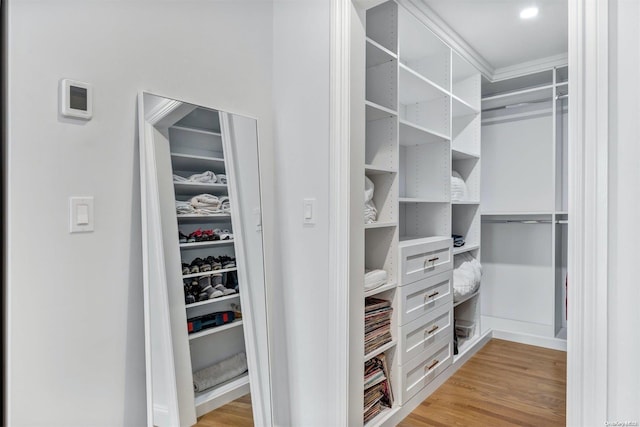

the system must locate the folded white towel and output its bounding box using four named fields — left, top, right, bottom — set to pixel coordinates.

left=453, top=253, right=482, bottom=301
left=190, top=193, right=220, bottom=208
left=365, top=269, right=388, bottom=290
left=451, top=171, right=469, bottom=202
left=193, top=352, right=248, bottom=393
